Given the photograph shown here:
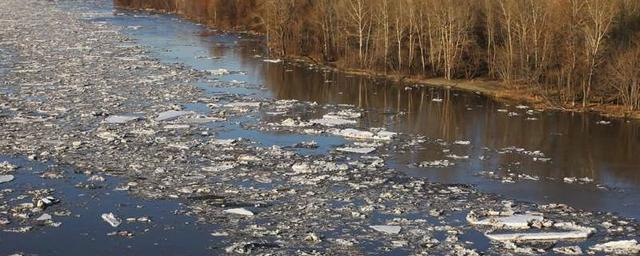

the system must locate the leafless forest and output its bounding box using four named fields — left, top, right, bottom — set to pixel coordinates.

left=115, top=0, right=640, bottom=112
